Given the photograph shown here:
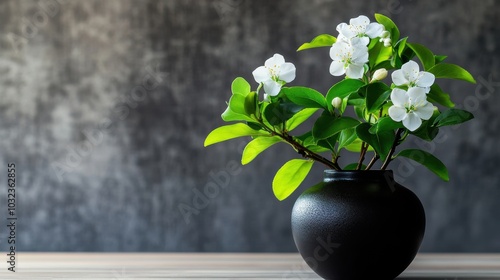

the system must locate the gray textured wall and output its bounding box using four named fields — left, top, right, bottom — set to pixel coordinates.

left=0, top=0, right=499, bottom=252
